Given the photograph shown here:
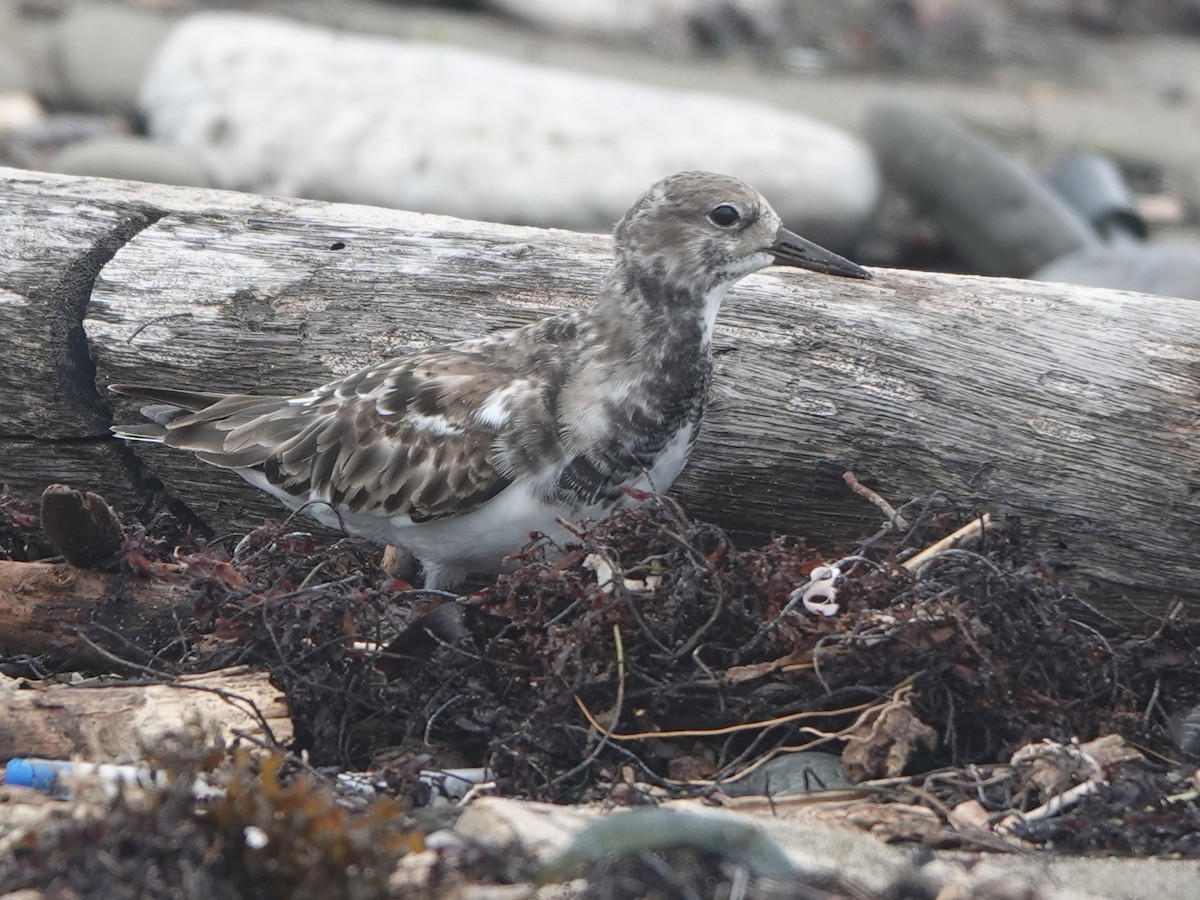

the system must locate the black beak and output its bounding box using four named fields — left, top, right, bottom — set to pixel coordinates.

left=768, top=226, right=871, bottom=279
